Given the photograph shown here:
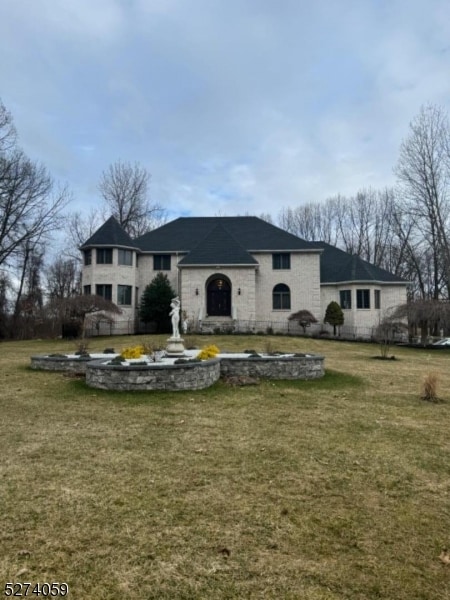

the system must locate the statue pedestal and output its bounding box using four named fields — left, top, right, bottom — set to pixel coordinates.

left=166, top=337, right=186, bottom=357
